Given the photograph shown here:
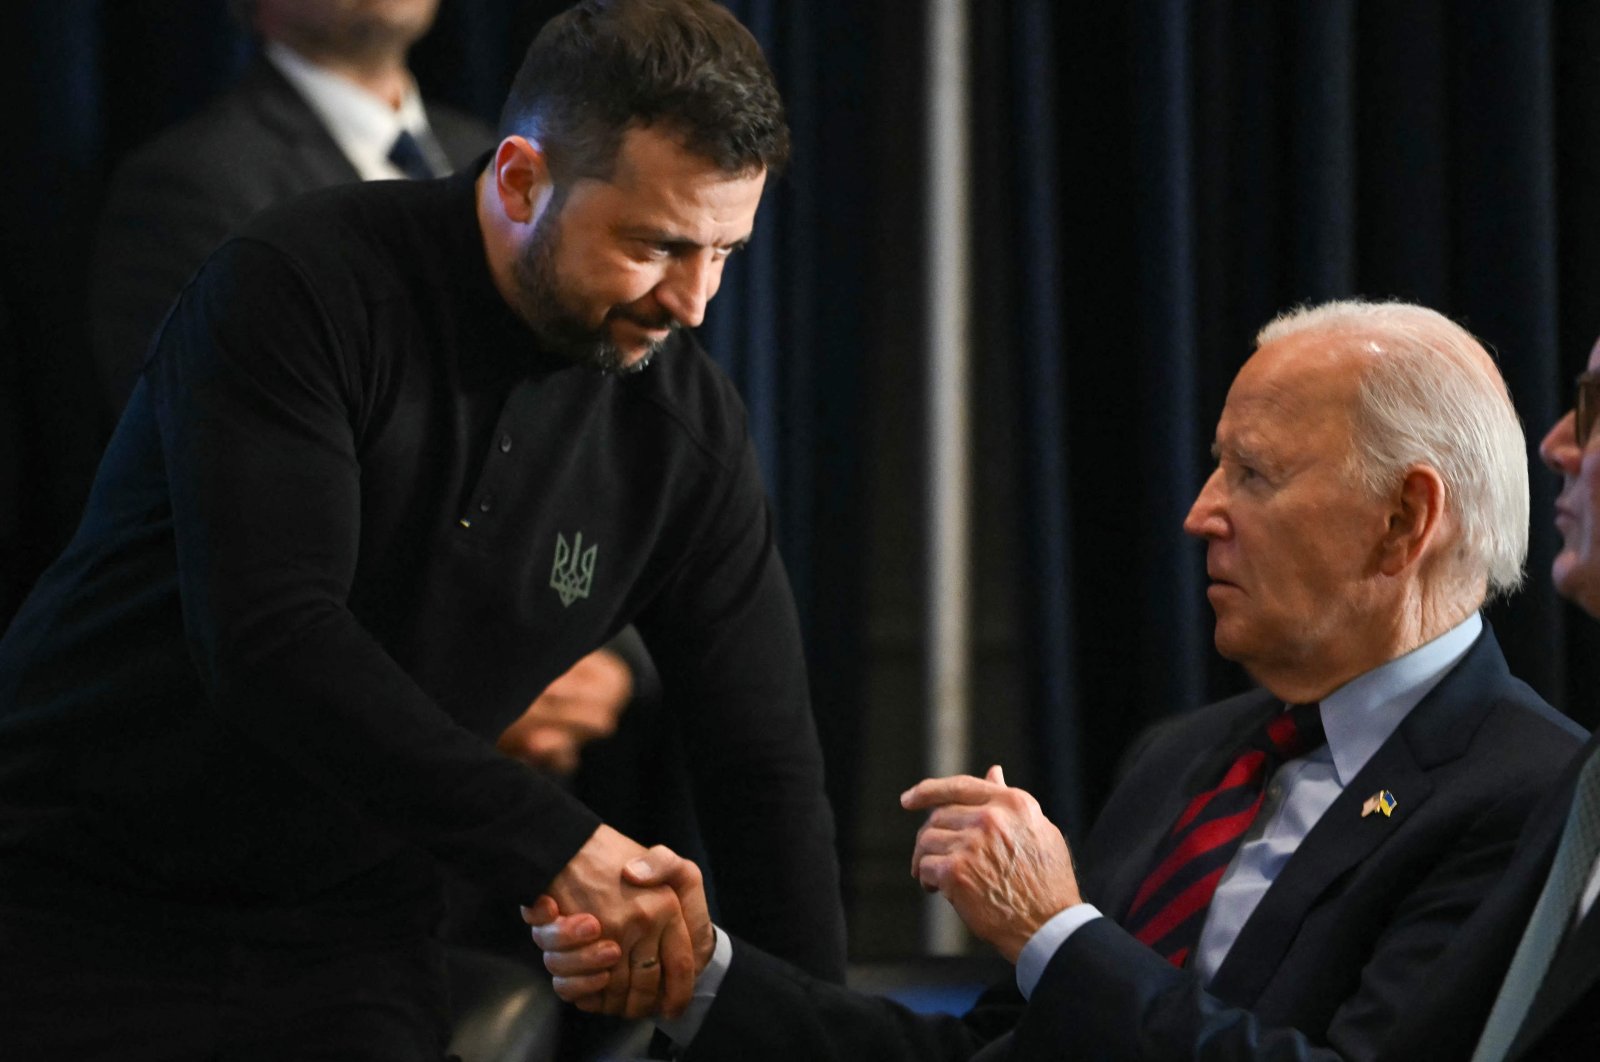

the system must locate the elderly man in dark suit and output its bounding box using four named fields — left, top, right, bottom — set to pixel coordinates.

left=529, top=299, right=1588, bottom=1062
left=89, top=0, right=490, bottom=421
